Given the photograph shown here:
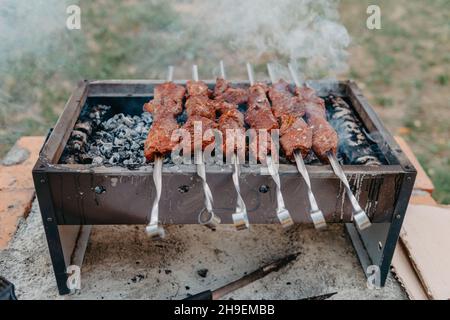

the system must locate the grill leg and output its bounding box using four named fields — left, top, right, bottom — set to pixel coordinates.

left=34, top=172, right=91, bottom=295
left=346, top=171, right=415, bottom=287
